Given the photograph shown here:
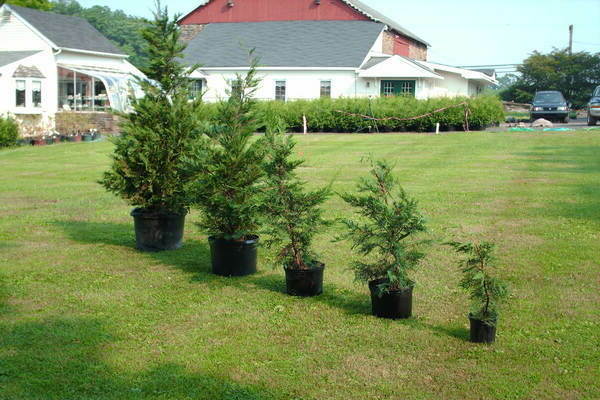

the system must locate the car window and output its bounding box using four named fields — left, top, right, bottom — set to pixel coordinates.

left=595, top=87, right=600, bottom=97
left=534, top=92, right=565, bottom=103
